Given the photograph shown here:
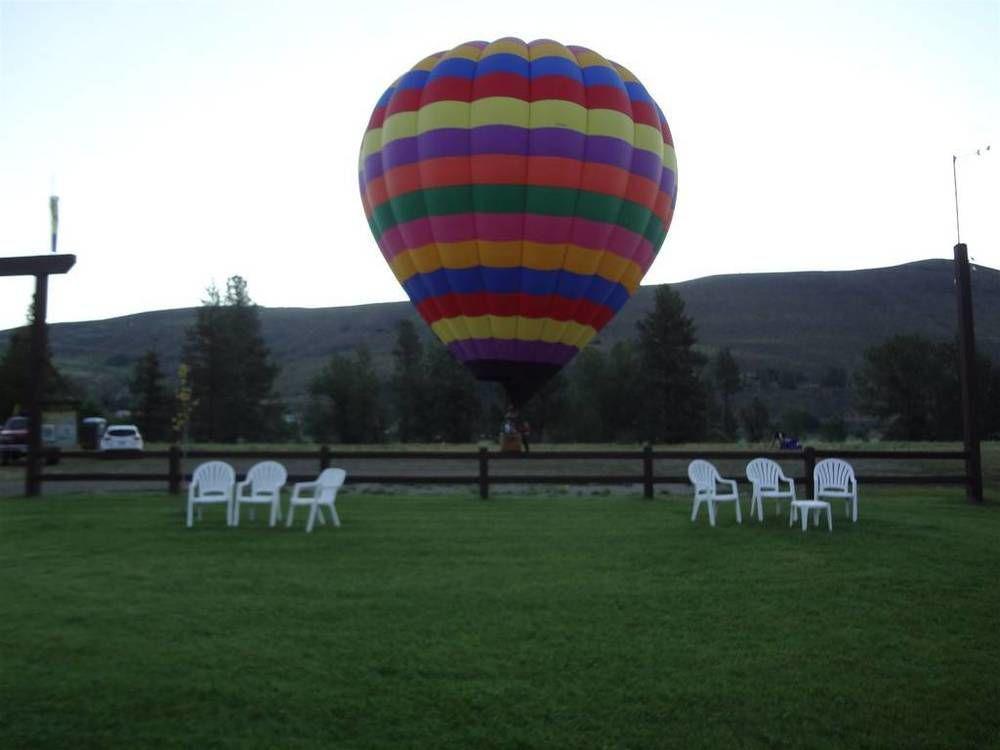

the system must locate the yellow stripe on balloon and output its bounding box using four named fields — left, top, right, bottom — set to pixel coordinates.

left=663, top=144, right=677, bottom=170
left=360, top=128, right=383, bottom=159
left=470, top=97, right=532, bottom=129
left=411, top=53, right=444, bottom=72
left=382, top=111, right=419, bottom=145
left=569, top=49, right=612, bottom=68
left=633, top=123, right=664, bottom=156
left=376, top=100, right=668, bottom=160
left=529, top=41, right=576, bottom=61
left=442, top=44, right=485, bottom=61
left=389, top=242, right=644, bottom=293
left=431, top=315, right=597, bottom=345
left=482, top=39, right=529, bottom=58
left=610, top=62, right=639, bottom=83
